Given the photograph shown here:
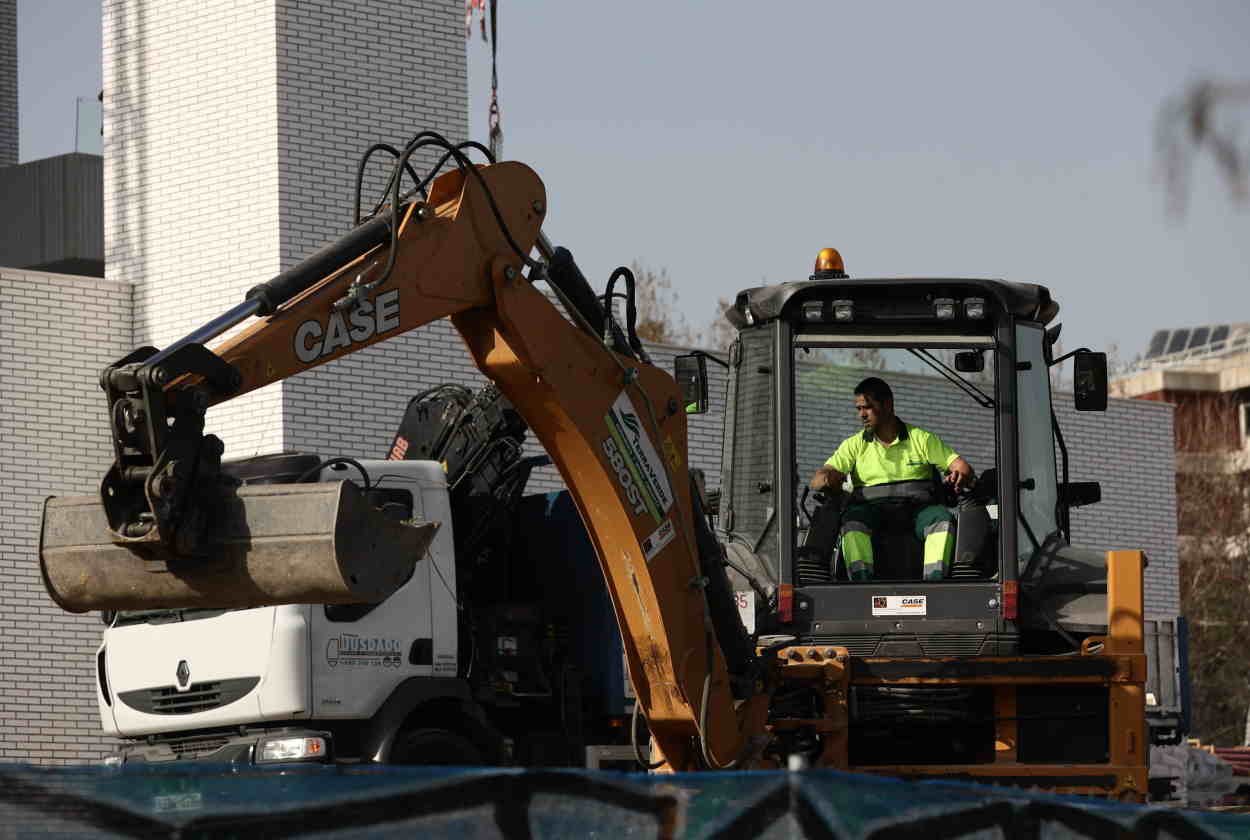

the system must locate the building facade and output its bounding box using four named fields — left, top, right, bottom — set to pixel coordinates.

left=1114, top=324, right=1250, bottom=744
left=0, top=267, right=131, bottom=762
